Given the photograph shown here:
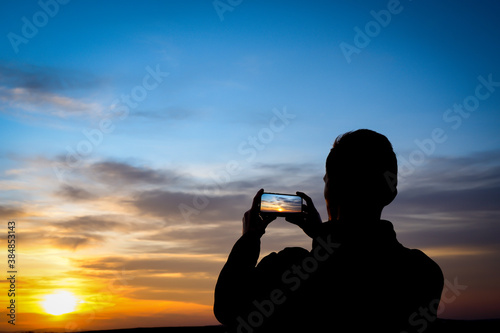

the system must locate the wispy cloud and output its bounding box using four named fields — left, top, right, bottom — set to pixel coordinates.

left=128, top=189, right=248, bottom=224
left=394, top=149, right=500, bottom=214
left=0, top=62, right=106, bottom=119
left=51, top=233, right=106, bottom=250
left=55, top=184, right=94, bottom=200
left=53, top=215, right=130, bottom=232
left=19, top=229, right=106, bottom=250
left=74, top=255, right=221, bottom=275
left=0, top=86, right=103, bottom=118
left=386, top=149, right=500, bottom=257
left=0, top=204, right=26, bottom=218
left=0, top=62, right=105, bottom=93
left=88, top=161, right=180, bottom=186
left=139, top=224, right=242, bottom=255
